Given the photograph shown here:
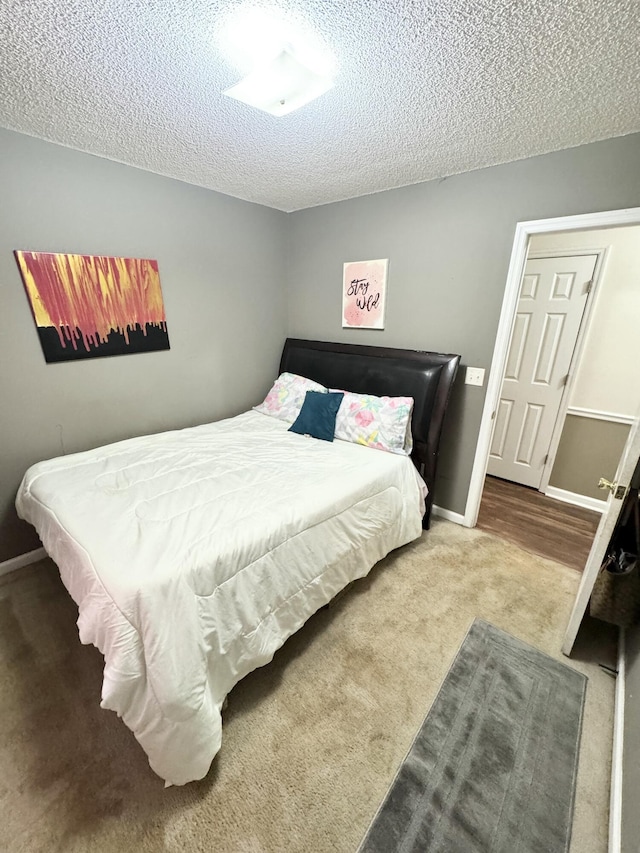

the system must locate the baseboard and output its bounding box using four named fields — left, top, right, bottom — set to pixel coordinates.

left=431, top=505, right=466, bottom=526
left=0, top=547, right=47, bottom=578
left=544, top=486, right=607, bottom=514
left=609, top=627, right=625, bottom=853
